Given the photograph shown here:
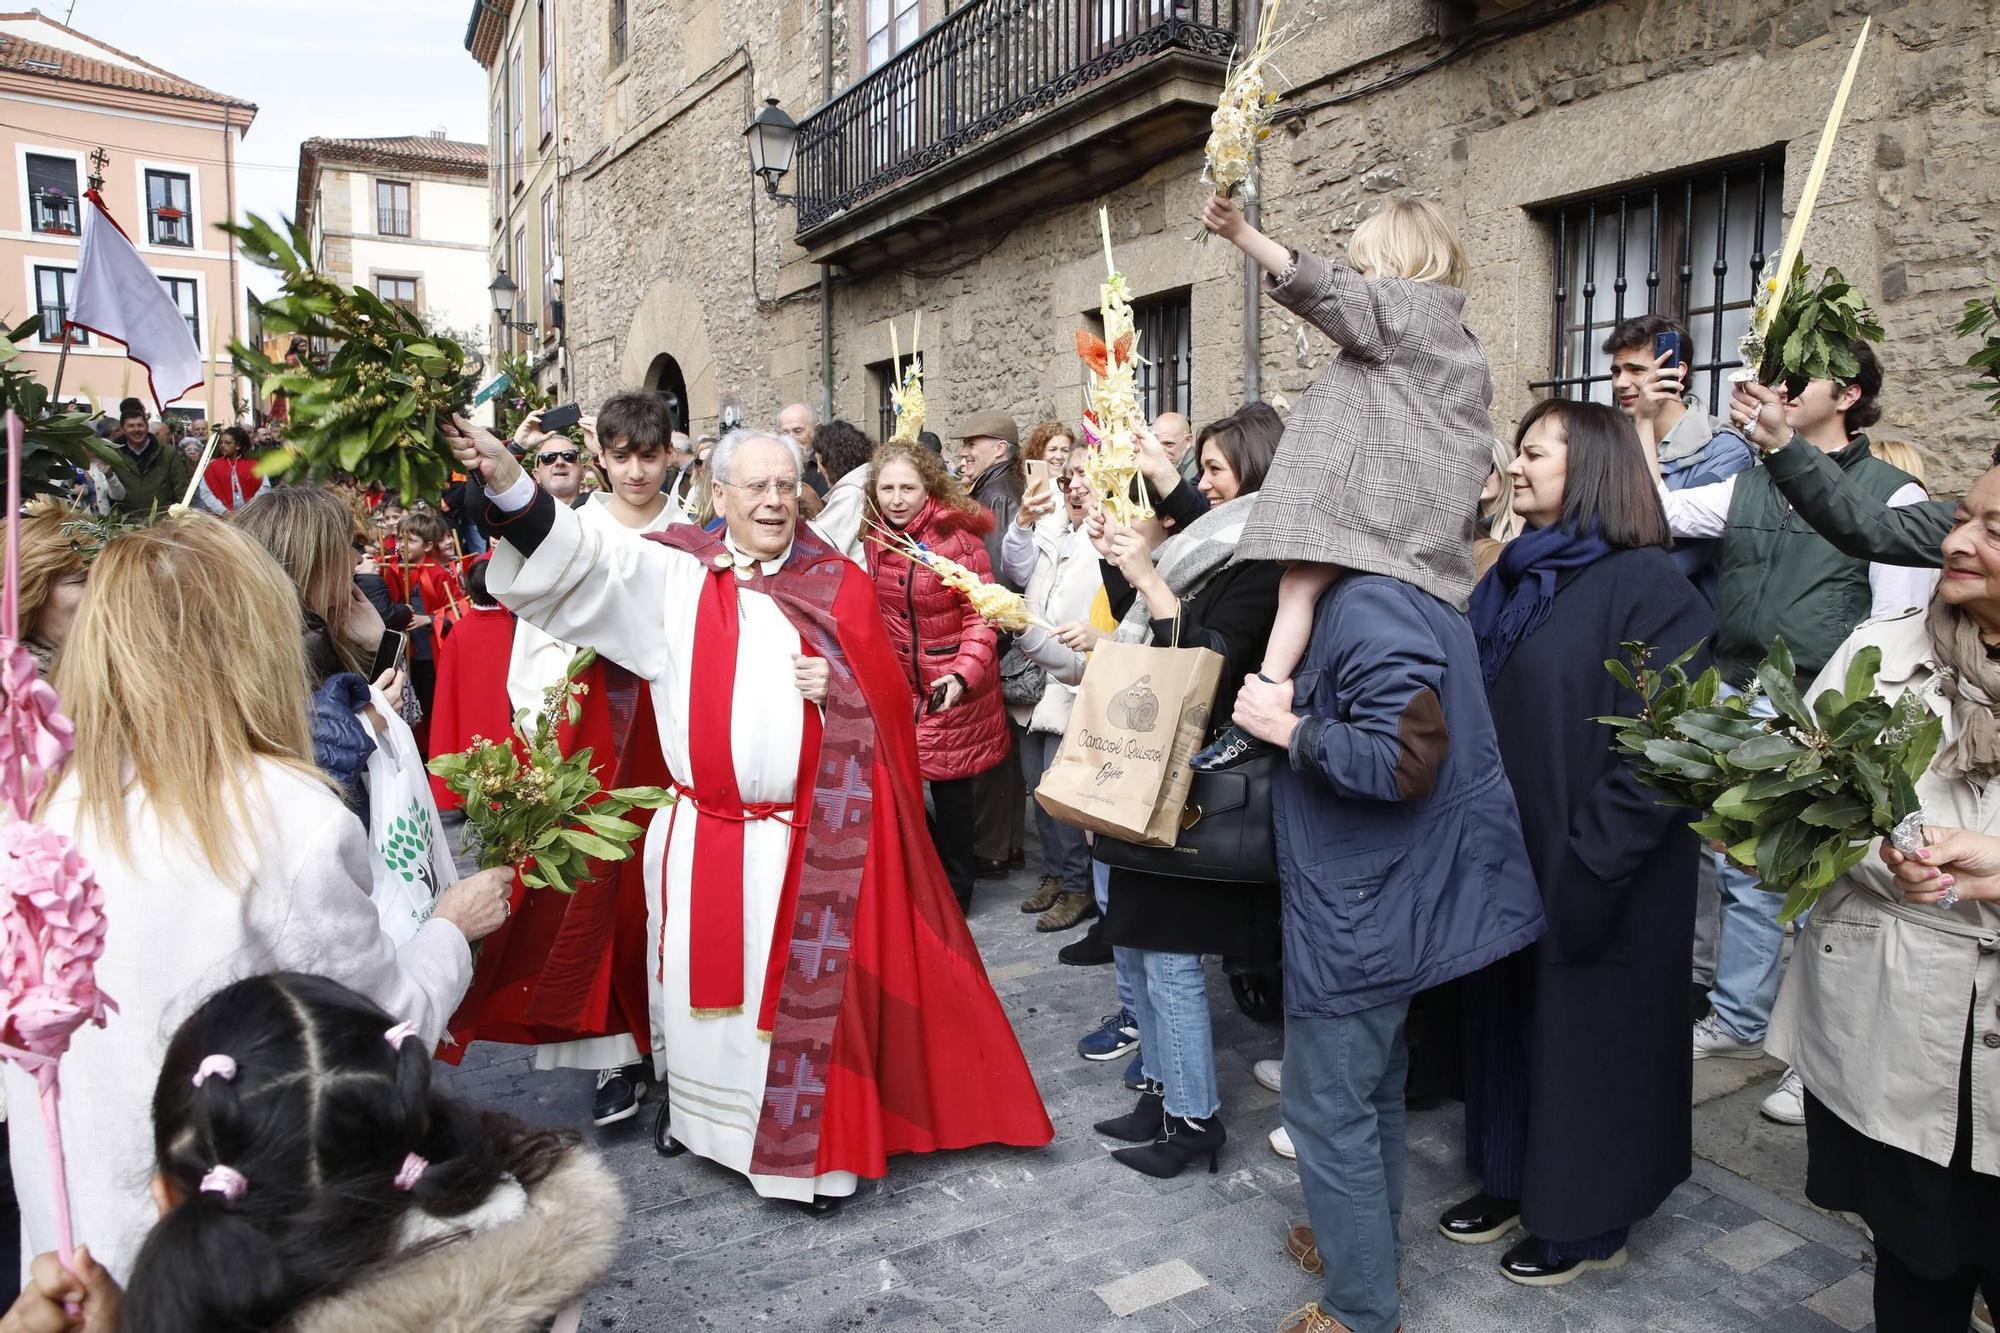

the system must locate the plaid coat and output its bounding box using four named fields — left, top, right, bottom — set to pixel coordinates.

left=1237, top=248, right=1494, bottom=611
